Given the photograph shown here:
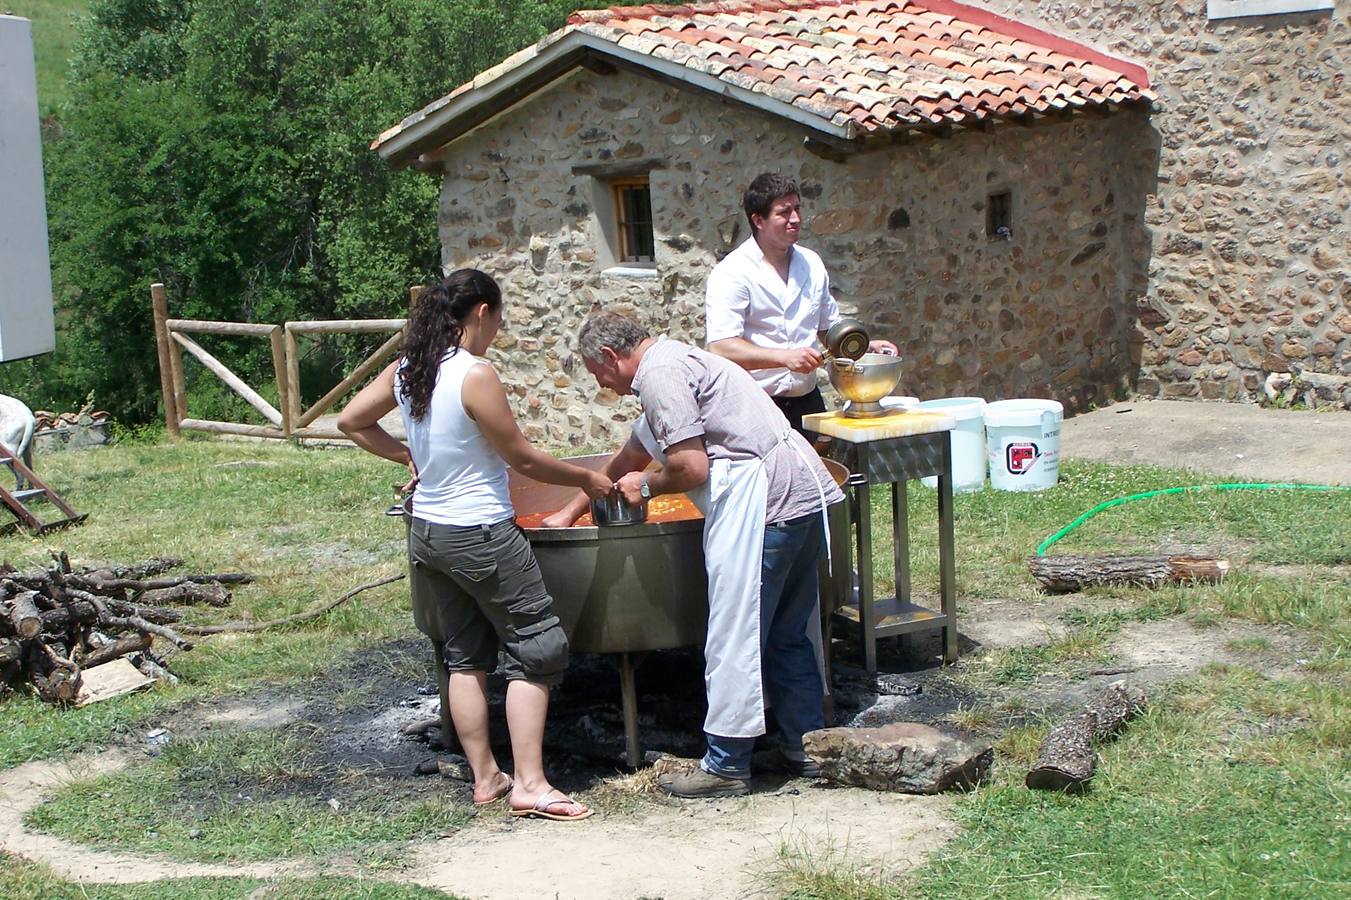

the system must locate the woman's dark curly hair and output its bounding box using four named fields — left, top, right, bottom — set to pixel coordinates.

left=398, top=268, right=502, bottom=421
